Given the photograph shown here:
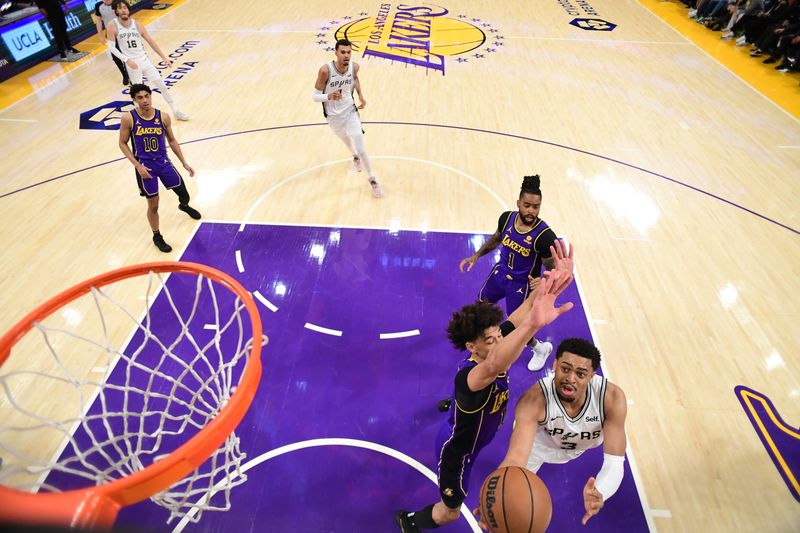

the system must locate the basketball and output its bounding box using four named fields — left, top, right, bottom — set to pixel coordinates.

left=479, top=466, right=552, bottom=533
